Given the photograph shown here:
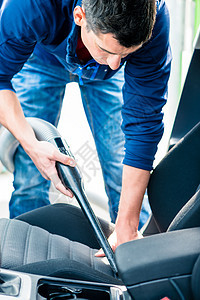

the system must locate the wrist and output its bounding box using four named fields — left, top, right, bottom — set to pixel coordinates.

left=16, top=122, right=39, bottom=155
left=117, top=195, right=141, bottom=226
left=116, top=212, right=139, bottom=233
left=115, top=217, right=140, bottom=245
left=20, top=136, right=38, bottom=158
